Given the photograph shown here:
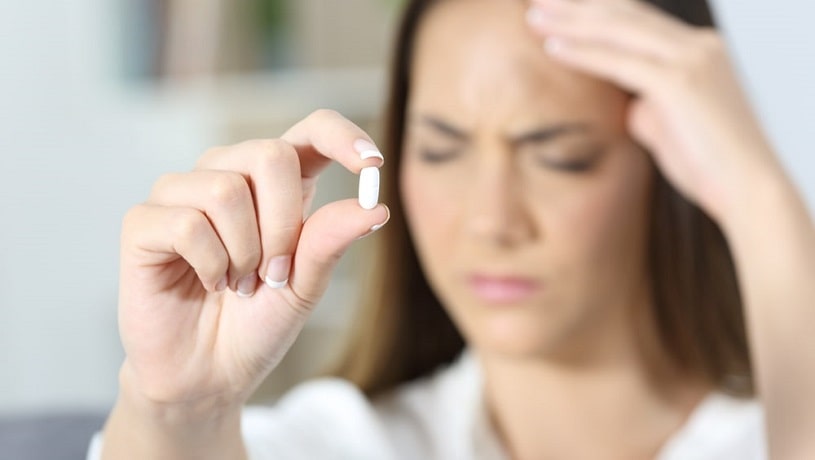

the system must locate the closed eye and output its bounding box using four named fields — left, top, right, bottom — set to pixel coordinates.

left=420, top=148, right=461, bottom=164
left=533, top=146, right=605, bottom=173
left=540, top=158, right=597, bottom=172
